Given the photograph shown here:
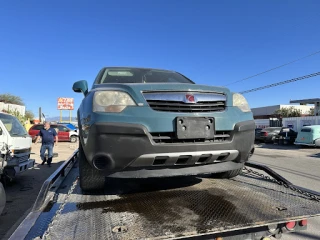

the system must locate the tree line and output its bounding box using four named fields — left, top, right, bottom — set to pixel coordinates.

left=274, top=106, right=314, bottom=118
left=0, top=93, right=35, bottom=122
